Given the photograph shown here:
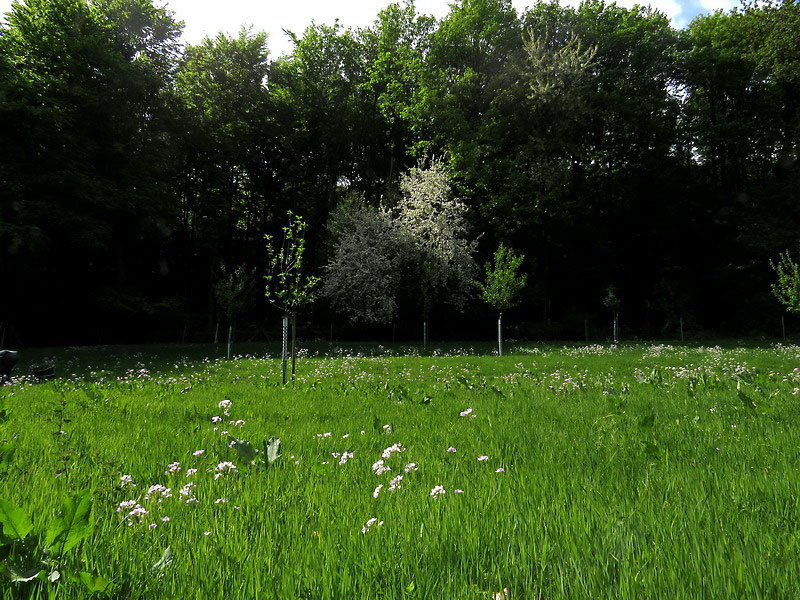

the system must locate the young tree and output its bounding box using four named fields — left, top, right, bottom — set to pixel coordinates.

left=214, top=265, right=254, bottom=359
left=394, top=160, right=478, bottom=350
left=324, top=196, right=403, bottom=325
left=264, top=212, right=320, bottom=384
left=603, top=285, right=621, bottom=343
left=771, top=249, right=800, bottom=314
left=475, top=244, right=527, bottom=356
